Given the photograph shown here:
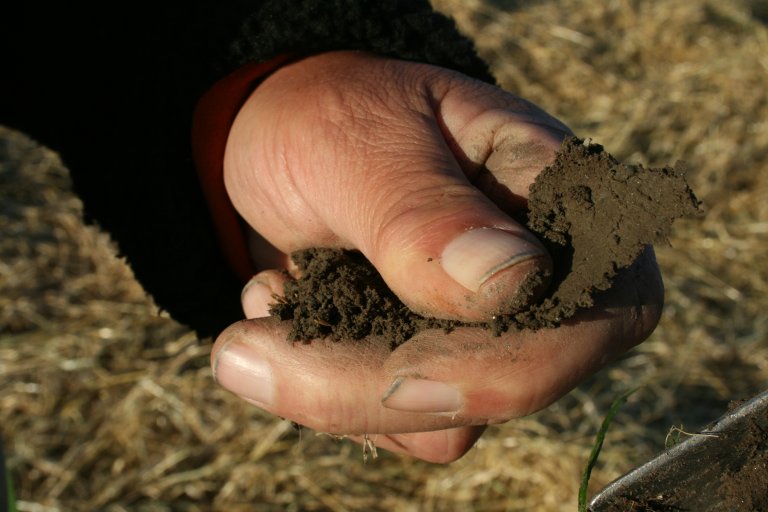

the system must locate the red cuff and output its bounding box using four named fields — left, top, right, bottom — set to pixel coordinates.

left=191, top=55, right=295, bottom=283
